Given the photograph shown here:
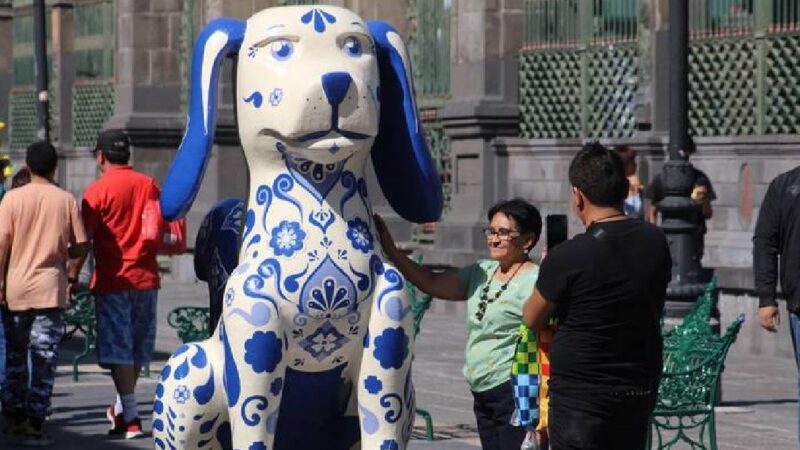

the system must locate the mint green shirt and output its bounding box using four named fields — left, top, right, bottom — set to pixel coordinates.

left=458, top=259, right=539, bottom=392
